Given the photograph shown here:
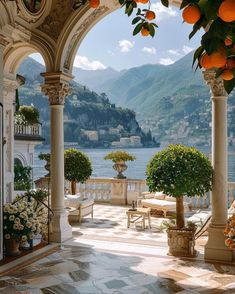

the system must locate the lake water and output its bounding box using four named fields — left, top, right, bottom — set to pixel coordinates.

left=33, top=146, right=235, bottom=182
